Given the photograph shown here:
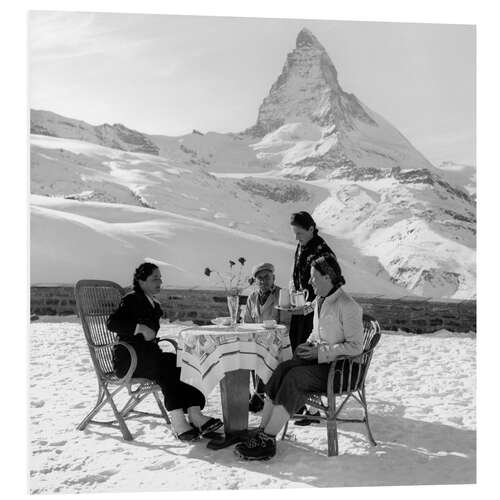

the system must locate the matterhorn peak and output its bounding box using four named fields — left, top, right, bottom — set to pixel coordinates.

left=296, top=28, right=323, bottom=49
left=243, top=28, right=434, bottom=175
left=246, top=28, right=375, bottom=137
